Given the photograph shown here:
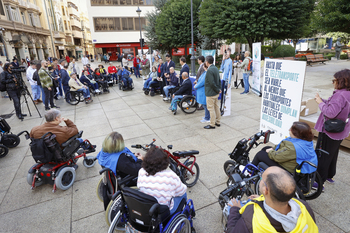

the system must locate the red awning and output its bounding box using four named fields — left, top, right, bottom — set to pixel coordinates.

left=95, top=43, right=148, bottom=48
